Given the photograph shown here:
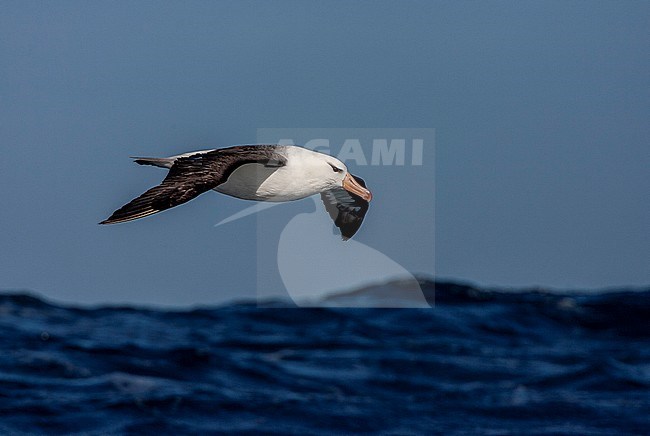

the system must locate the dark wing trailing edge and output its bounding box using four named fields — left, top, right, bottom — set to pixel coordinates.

left=320, top=175, right=370, bottom=240
left=100, top=145, right=285, bottom=224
